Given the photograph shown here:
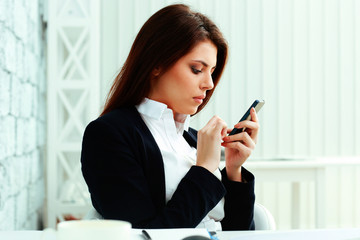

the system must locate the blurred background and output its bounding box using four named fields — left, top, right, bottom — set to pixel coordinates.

left=0, top=0, right=359, bottom=231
